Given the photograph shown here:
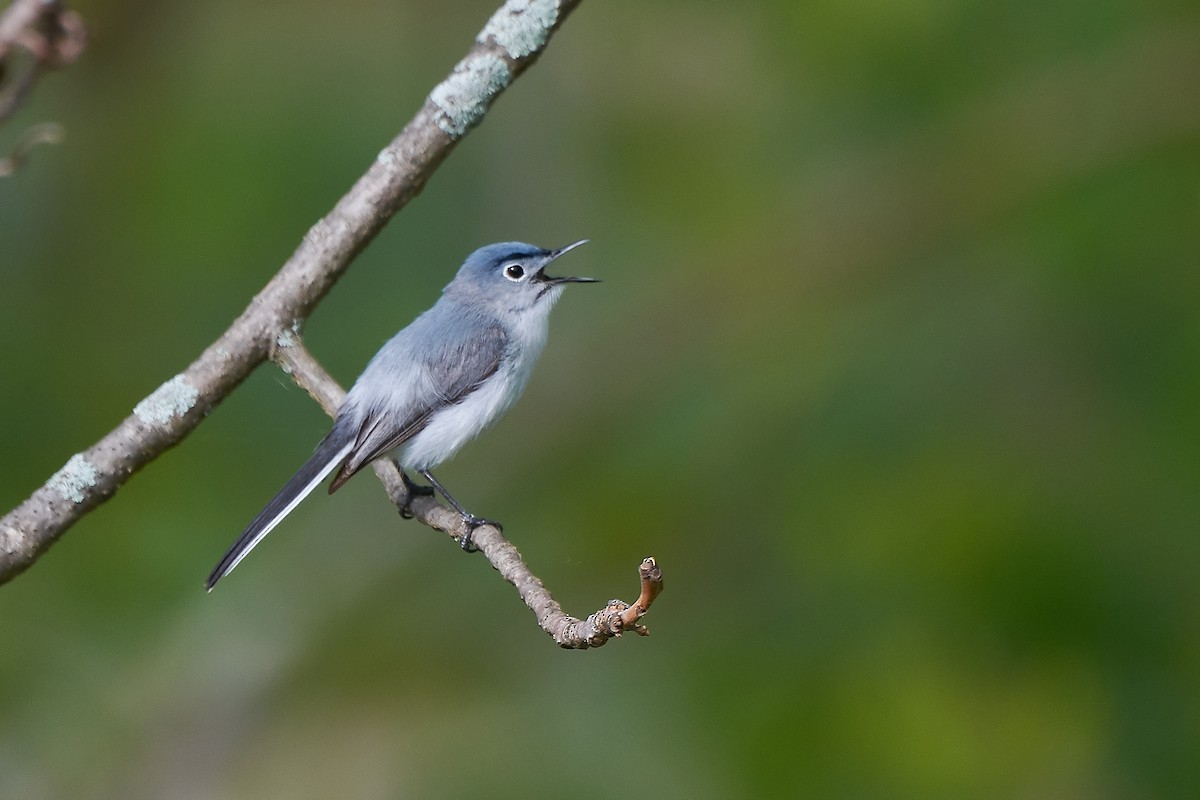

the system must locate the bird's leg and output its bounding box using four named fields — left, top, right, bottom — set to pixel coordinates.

left=398, top=469, right=435, bottom=519
left=419, top=469, right=501, bottom=552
